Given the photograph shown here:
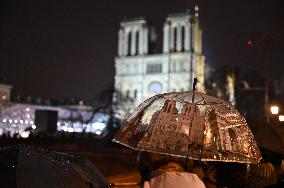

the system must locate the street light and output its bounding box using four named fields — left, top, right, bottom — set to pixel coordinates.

left=279, top=115, right=284, bottom=122
left=270, top=105, right=279, bottom=115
